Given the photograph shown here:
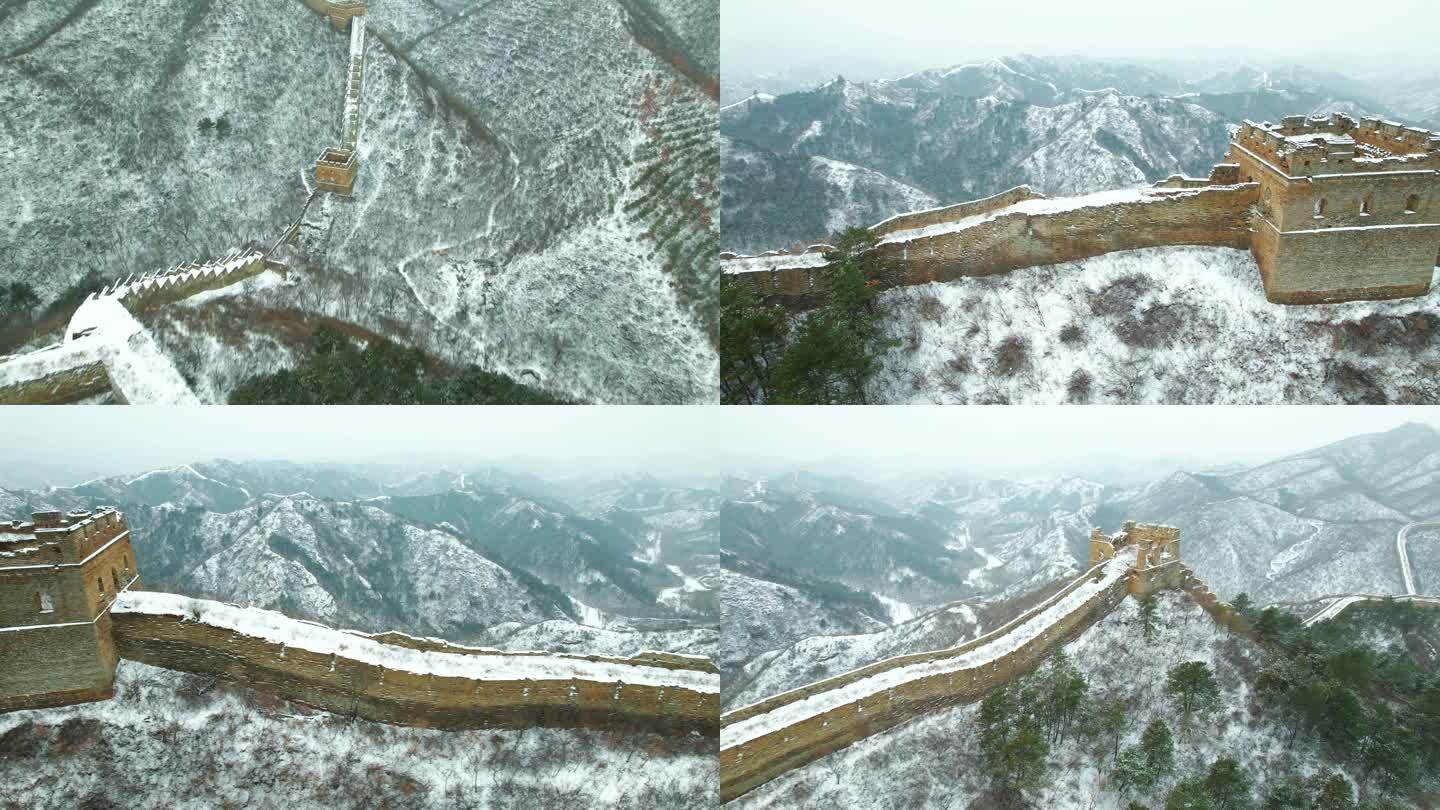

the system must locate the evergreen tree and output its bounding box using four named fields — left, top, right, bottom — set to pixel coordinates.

left=1139, top=719, right=1175, bottom=783
left=1202, top=758, right=1253, bottom=810
left=1259, top=776, right=1307, bottom=810
left=1165, top=777, right=1215, bottom=810
left=1138, top=594, right=1159, bottom=640
left=1165, top=661, right=1221, bottom=731
left=1305, top=772, right=1354, bottom=810
left=1038, top=652, right=1088, bottom=743
left=1113, top=746, right=1151, bottom=794
left=768, top=258, right=894, bottom=404
left=1231, top=592, right=1253, bottom=617
left=719, top=282, right=788, bottom=404
left=1097, top=698, right=1127, bottom=763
